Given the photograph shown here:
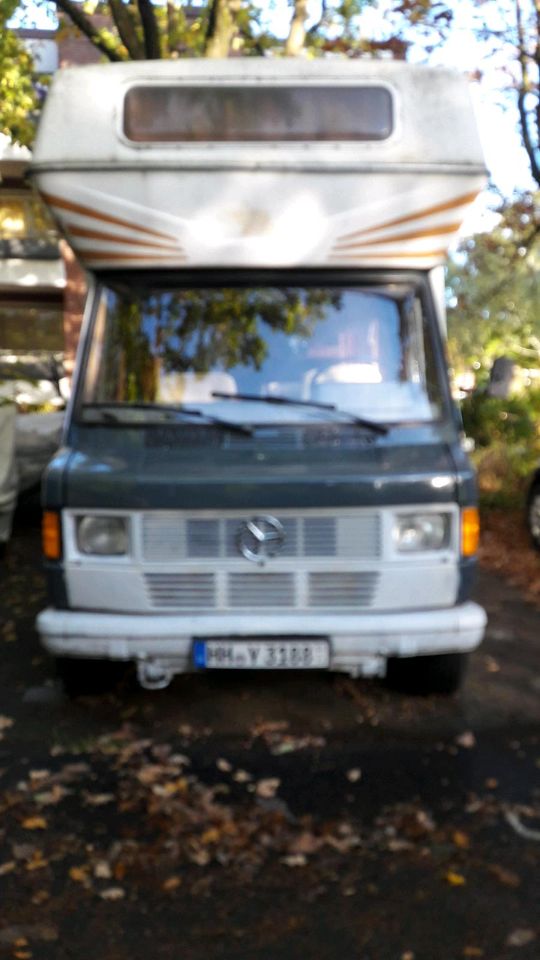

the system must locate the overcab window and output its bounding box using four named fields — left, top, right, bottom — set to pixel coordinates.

left=123, top=85, right=393, bottom=143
